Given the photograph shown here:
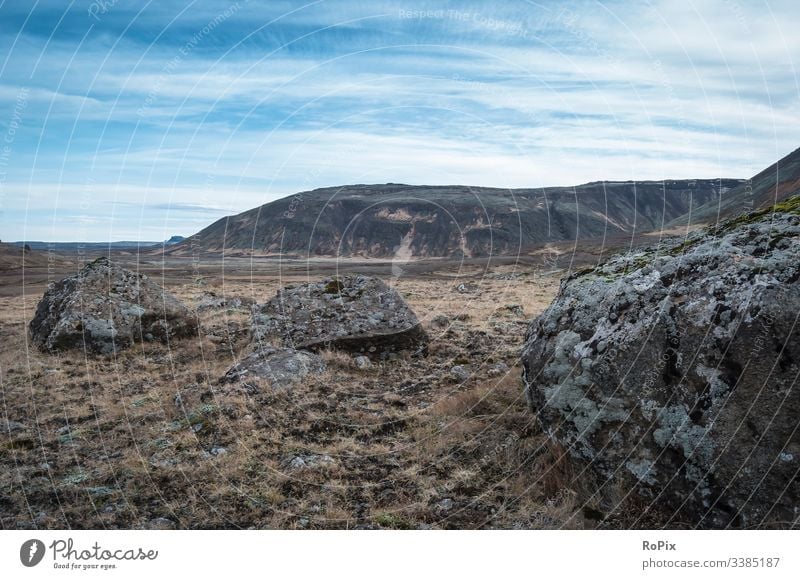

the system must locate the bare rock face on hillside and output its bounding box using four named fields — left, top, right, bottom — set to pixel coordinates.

left=522, top=198, right=800, bottom=528
left=169, top=180, right=743, bottom=258
left=251, top=275, right=428, bottom=356
left=30, top=257, right=197, bottom=354
left=223, top=346, right=325, bottom=390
